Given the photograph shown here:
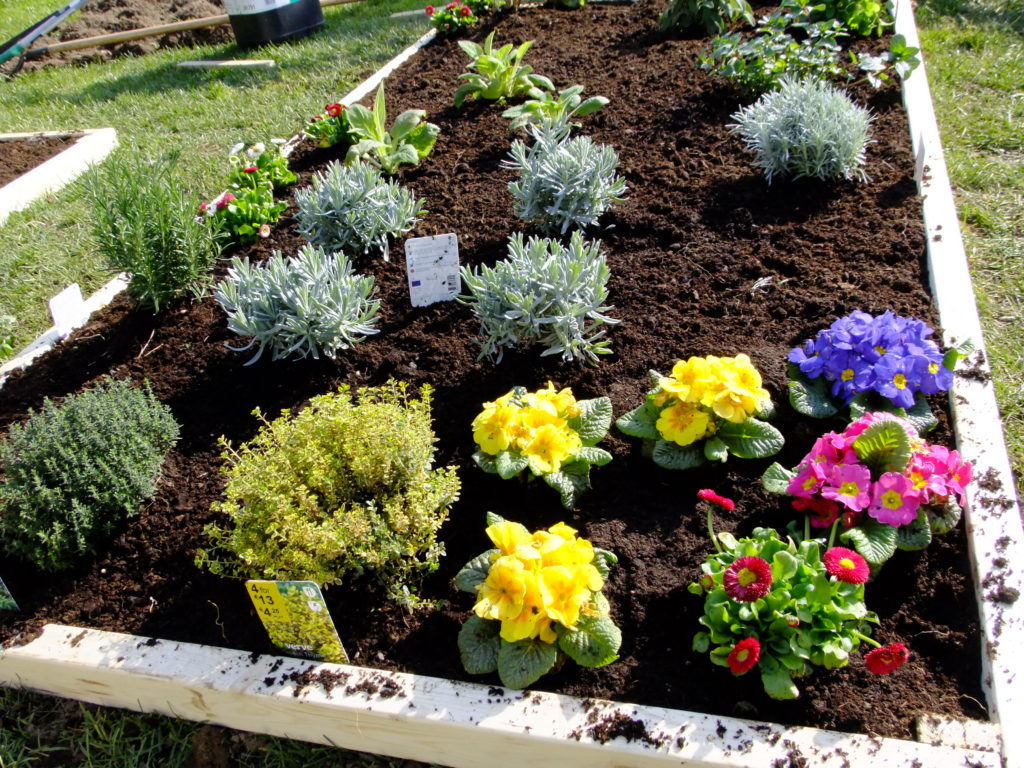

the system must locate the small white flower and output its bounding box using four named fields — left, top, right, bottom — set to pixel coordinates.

left=247, top=142, right=266, bottom=158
